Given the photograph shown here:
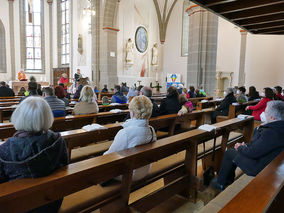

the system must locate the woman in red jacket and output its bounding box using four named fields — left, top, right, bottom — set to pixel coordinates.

left=246, top=87, right=274, bottom=121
